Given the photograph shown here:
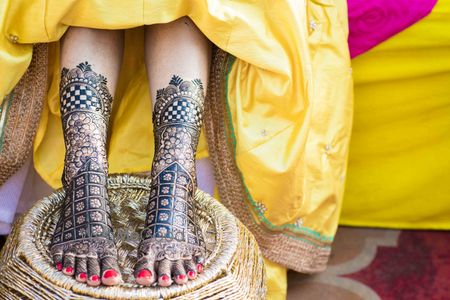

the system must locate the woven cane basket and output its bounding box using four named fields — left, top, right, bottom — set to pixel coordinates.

left=0, top=175, right=266, bottom=299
